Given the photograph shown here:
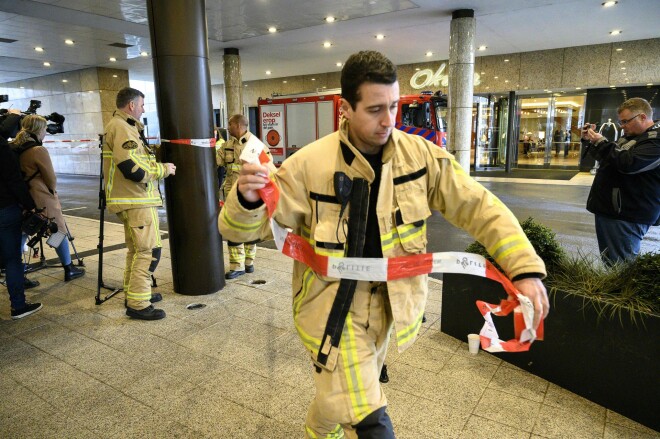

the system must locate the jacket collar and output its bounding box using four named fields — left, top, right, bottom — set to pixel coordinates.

left=113, top=110, right=144, bottom=130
